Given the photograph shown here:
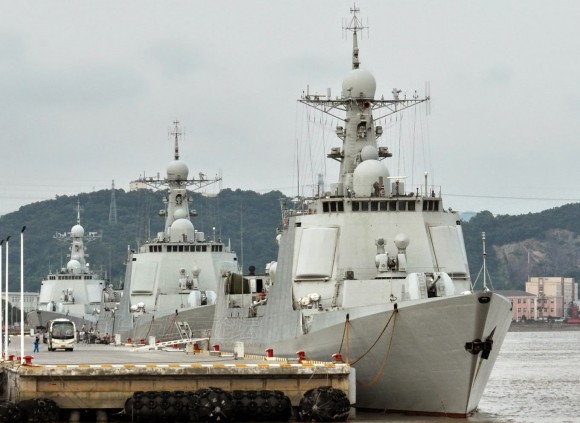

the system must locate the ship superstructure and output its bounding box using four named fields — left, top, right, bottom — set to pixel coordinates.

left=28, top=202, right=111, bottom=329
left=104, top=121, right=240, bottom=340
left=209, top=7, right=512, bottom=416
